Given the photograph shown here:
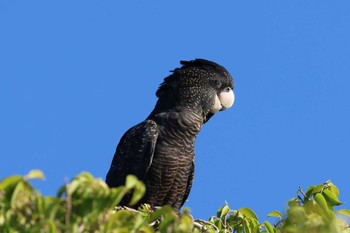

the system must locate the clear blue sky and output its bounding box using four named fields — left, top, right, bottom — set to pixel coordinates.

left=1, top=1, right=349, bottom=221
